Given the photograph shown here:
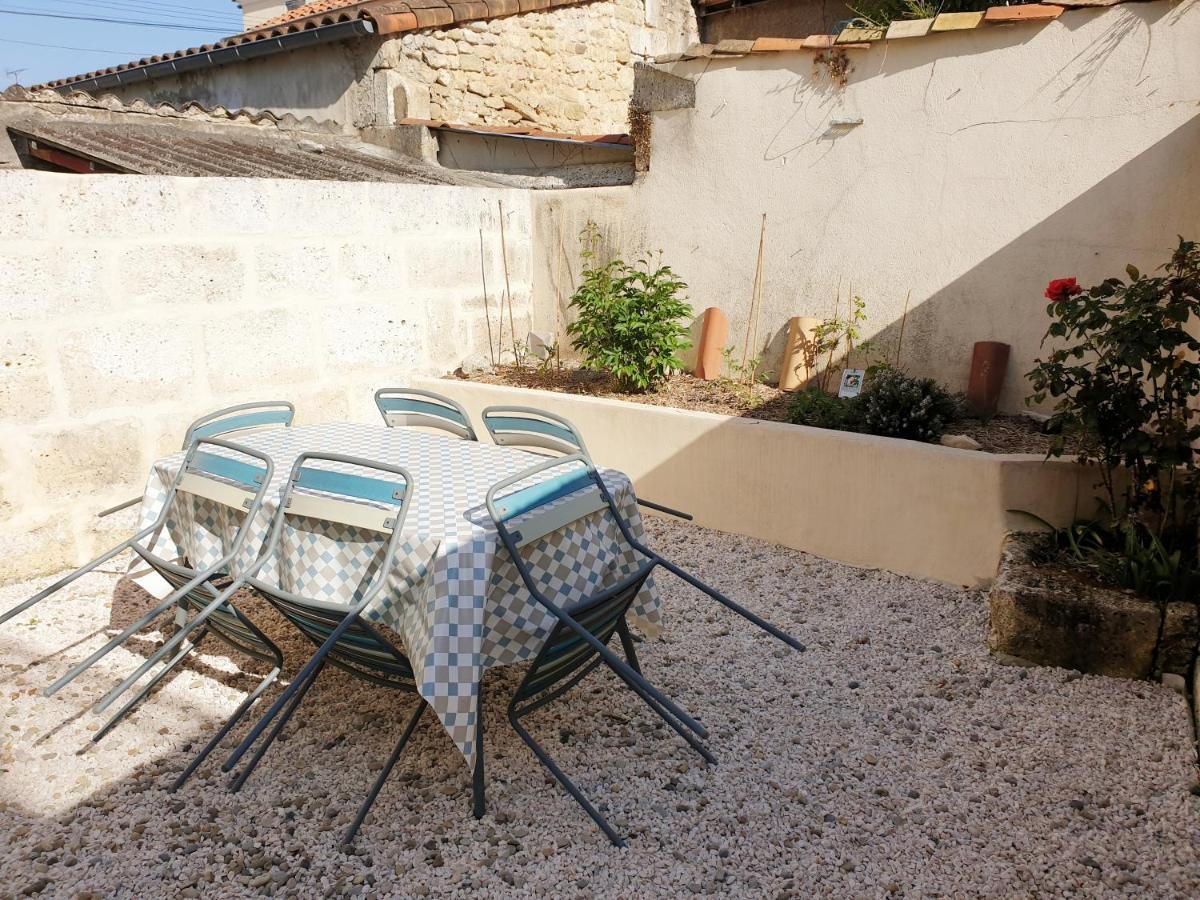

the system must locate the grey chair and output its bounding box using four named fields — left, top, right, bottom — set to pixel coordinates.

left=375, top=388, right=477, bottom=441
left=484, top=453, right=718, bottom=845
left=216, top=452, right=430, bottom=845
left=480, top=404, right=695, bottom=521
left=2, top=438, right=284, bottom=784
left=97, top=401, right=295, bottom=519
